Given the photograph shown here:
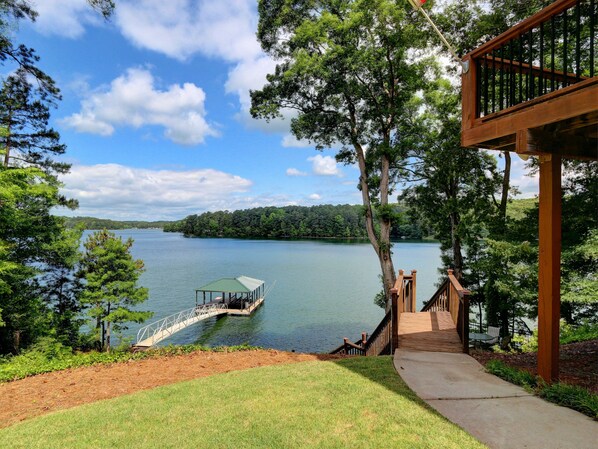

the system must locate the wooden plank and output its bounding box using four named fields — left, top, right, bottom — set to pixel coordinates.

left=537, top=154, right=562, bottom=382
left=398, top=312, right=462, bottom=353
